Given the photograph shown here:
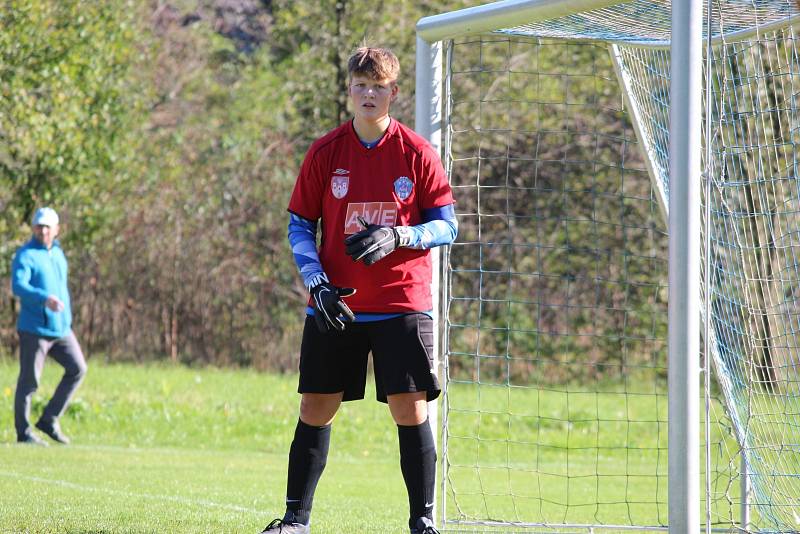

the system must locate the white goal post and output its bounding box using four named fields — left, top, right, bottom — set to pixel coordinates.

left=417, top=1, right=800, bottom=533
left=417, top=1, right=701, bottom=531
